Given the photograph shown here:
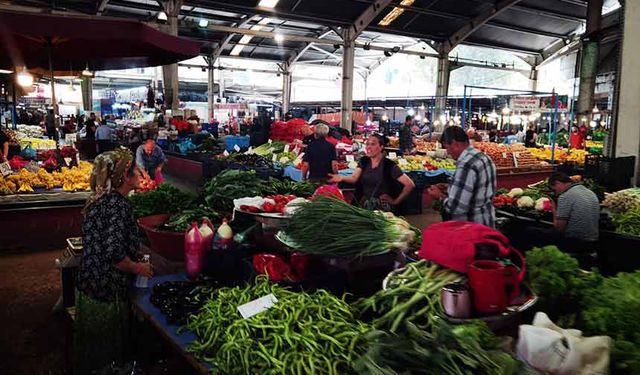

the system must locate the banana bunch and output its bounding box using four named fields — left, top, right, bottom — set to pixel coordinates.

left=0, top=177, right=17, bottom=195
left=0, top=161, right=93, bottom=195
